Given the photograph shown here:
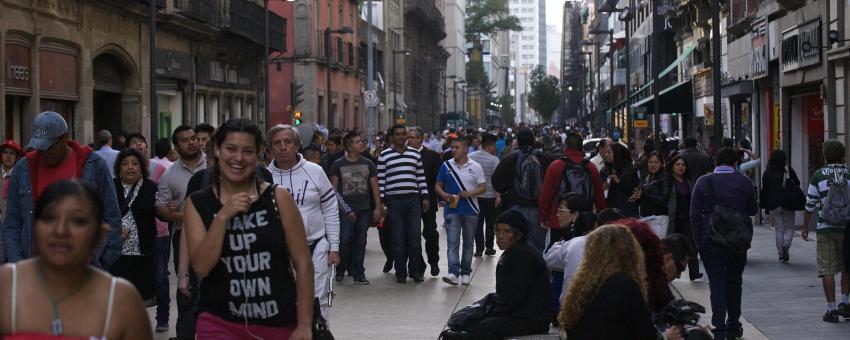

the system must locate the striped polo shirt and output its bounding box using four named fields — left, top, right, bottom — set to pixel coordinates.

left=377, top=146, right=429, bottom=198
left=805, top=164, right=850, bottom=233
